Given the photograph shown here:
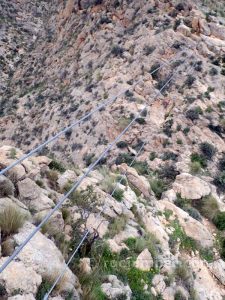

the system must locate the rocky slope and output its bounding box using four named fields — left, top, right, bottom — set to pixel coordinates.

left=0, top=143, right=225, bottom=299
left=0, top=0, right=225, bottom=299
